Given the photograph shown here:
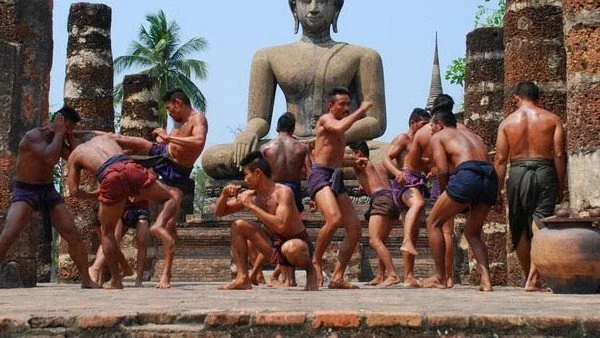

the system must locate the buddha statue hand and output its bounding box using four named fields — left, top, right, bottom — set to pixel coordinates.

left=234, top=131, right=259, bottom=167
